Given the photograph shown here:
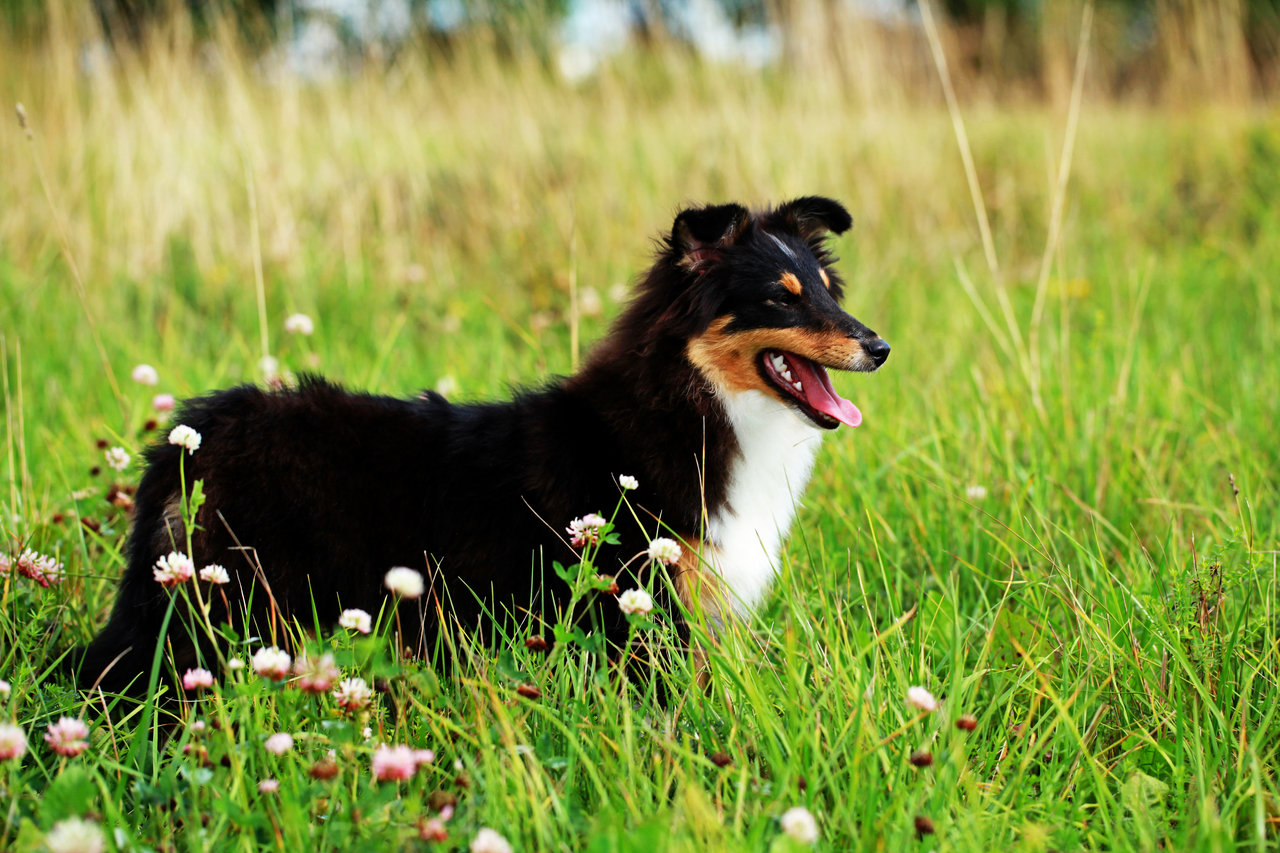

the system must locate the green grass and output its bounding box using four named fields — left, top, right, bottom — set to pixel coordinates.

left=1, top=14, right=1279, bottom=853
